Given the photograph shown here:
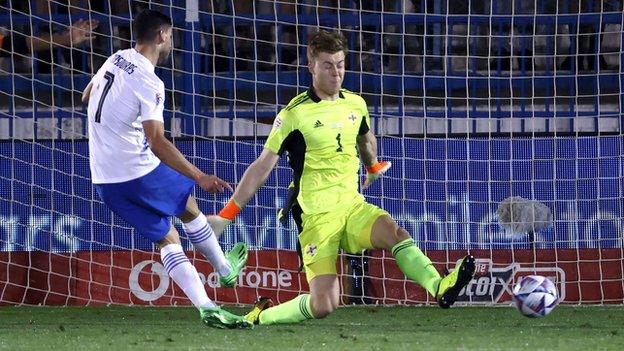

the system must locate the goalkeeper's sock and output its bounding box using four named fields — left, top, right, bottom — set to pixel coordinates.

left=392, top=238, right=441, bottom=296
left=258, top=294, right=314, bottom=325
left=183, top=214, right=232, bottom=277
left=161, top=243, right=216, bottom=309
